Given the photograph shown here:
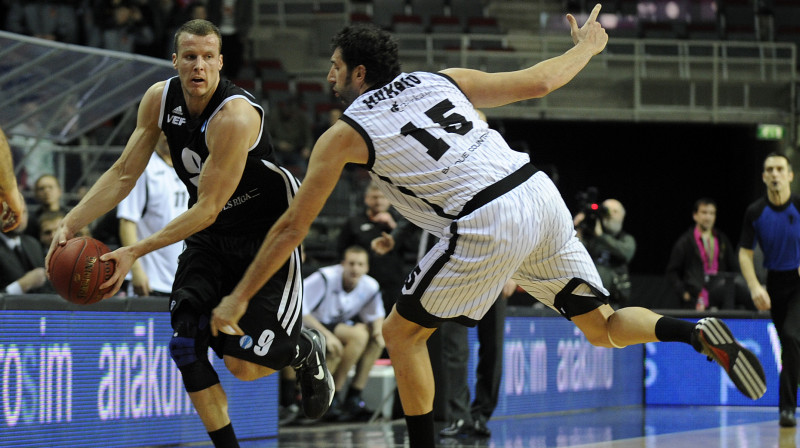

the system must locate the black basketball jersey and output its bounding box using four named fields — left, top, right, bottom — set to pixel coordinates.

left=158, top=77, right=298, bottom=236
